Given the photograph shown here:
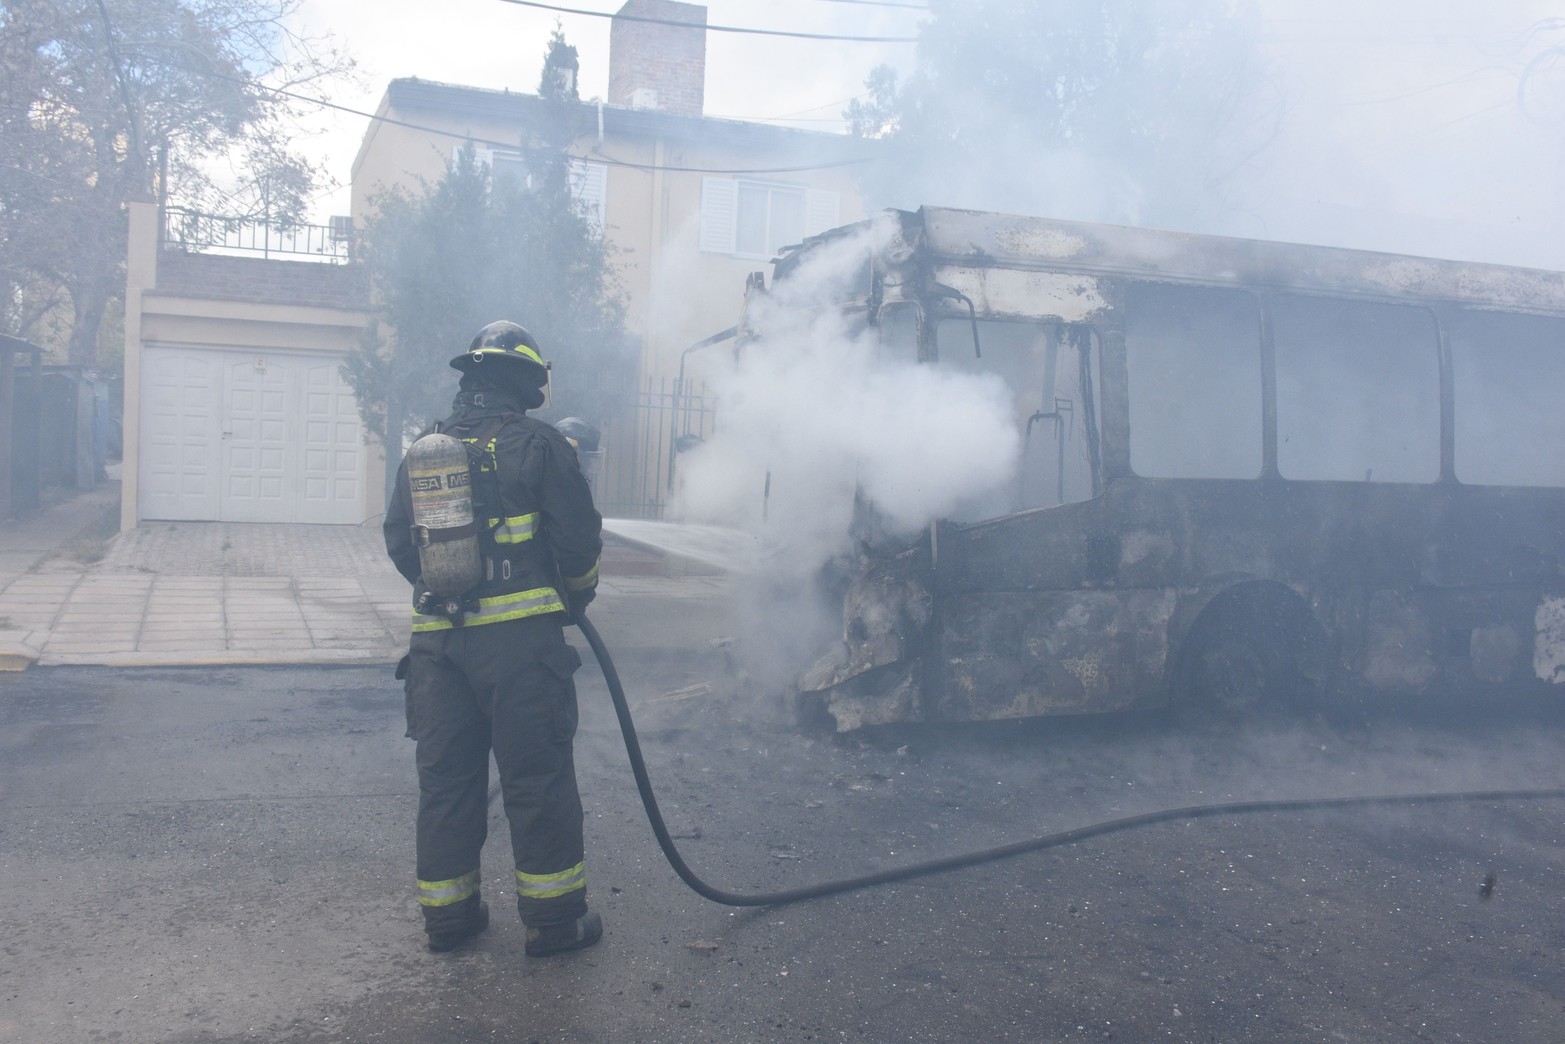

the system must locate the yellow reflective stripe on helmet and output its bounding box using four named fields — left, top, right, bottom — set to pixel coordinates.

left=470, top=344, right=545, bottom=367
left=411, top=586, right=566, bottom=631
left=492, top=512, right=539, bottom=544
left=516, top=862, right=585, bottom=900
left=563, top=557, right=599, bottom=592
left=418, top=869, right=479, bottom=907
